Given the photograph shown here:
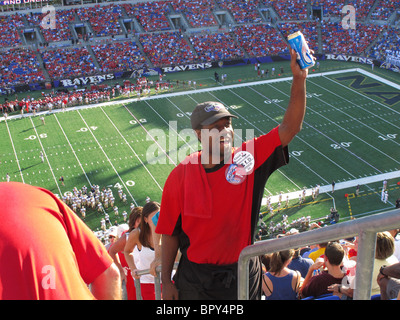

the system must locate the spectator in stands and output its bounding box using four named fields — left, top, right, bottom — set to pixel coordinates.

left=42, top=47, right=97, bottom=80
left=124, top=201, right=160, bottom=300
left=300, top=241, right=346, bottom=298
left=288, top=248, right=314, bottom=278
left=371, top=231, right=399, bottom=295
left=156, top=48, right=310, bottom=300
left=308, top=242, right=328, bottom=262
left=388, top=229, right=400, bottom=261
left=377, top=262, right=400, bottom=300
left=109, top=207, right=142, bottom=300
left=0, top=182, right=121, bottom=299
left=262, top=249, right=302, bottom=300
